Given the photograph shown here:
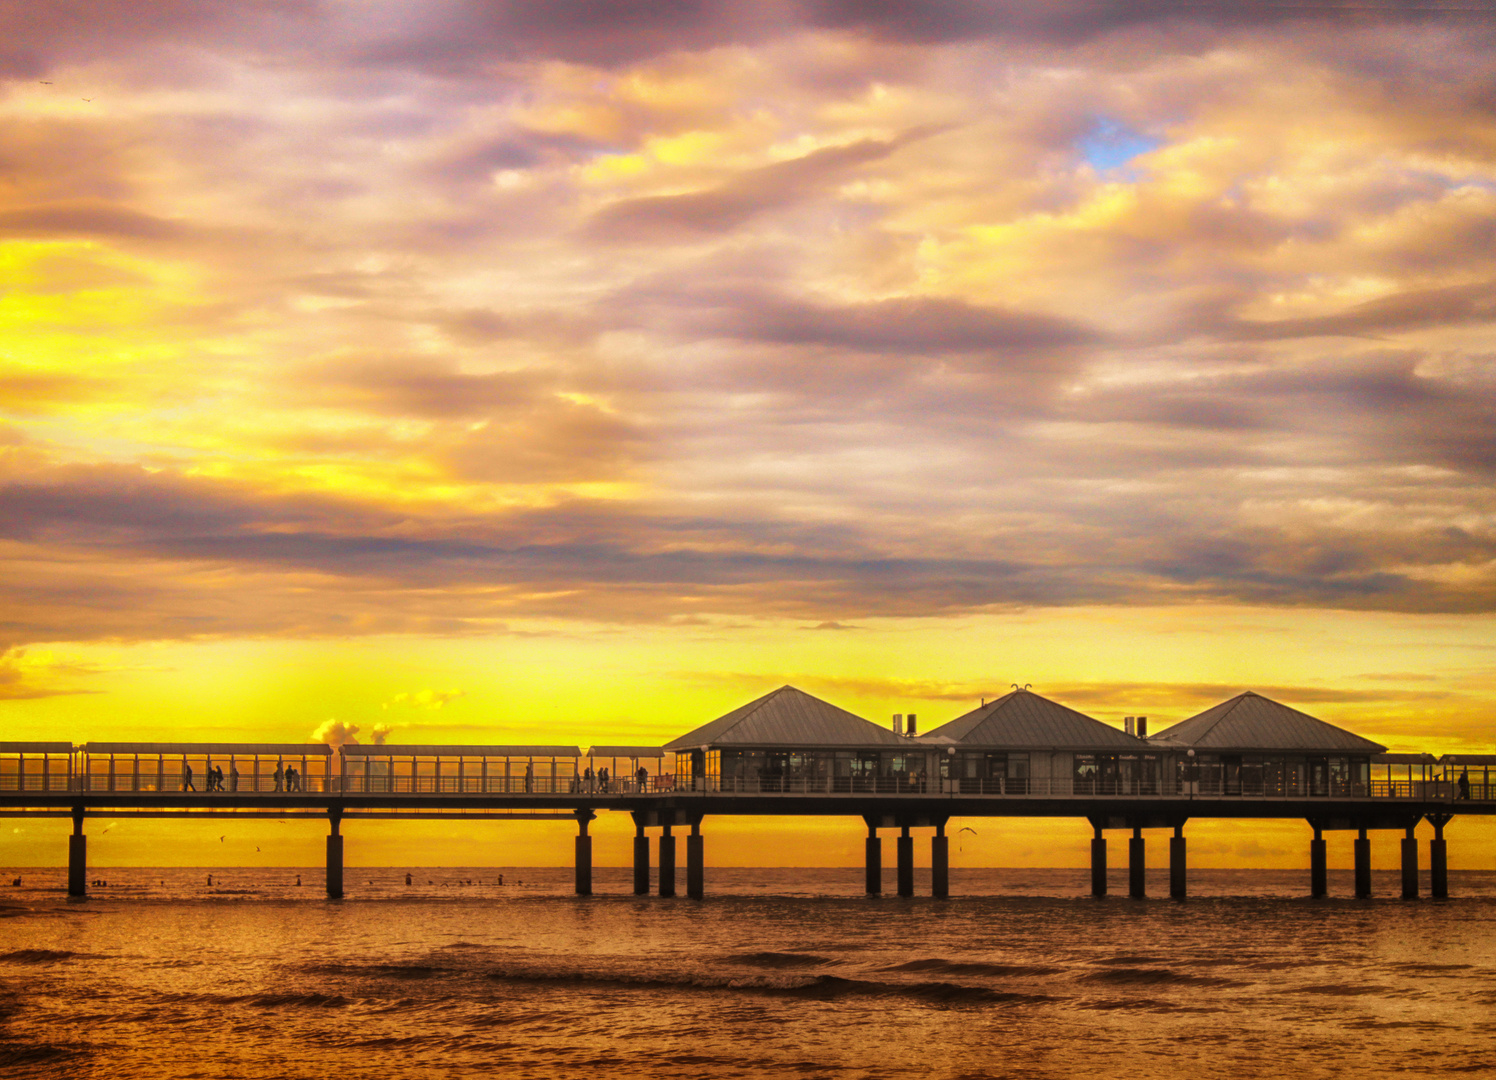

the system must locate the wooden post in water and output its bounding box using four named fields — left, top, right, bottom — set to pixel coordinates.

left=326, top=807, right=344, bottom=899
left=1310, top=822, right=1327, bottom=898
left=1128, top=825, right=1146, bottom=899
left=686, top=817, right=704, bottom=900
left=931, top=821, right=949, bottom=899
left=1169, top=822, right=1187, bottom=900
left=864, top=819, right=882, bottom=895
left=1400, top=822, right=1419, bottom=899
left=658, top=824, right=676, bottom=897
left=631, top=813, right=650, bottom=895
left=896, top=824, right=914, bottom=897
left=1354, top=826, right=1372, bottom=898
left=68, top=806, right=86, bottom=898
left=1429, top=815, right=1449, bottom=898
left=1090, top=820, right=1107, bottom=897
left=573, top=809, right=593, bottom=896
